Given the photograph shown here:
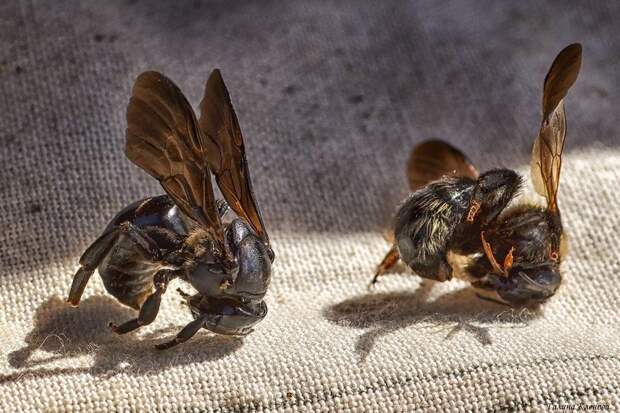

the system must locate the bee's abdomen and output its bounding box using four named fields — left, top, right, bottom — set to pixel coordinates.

left=394, top=180, right=473, bottom=279
left=88, top=195, right=190, bottom=309
left=495, top=205, right=562, bottom=265
left=98, top=239, right=160, bottom=309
